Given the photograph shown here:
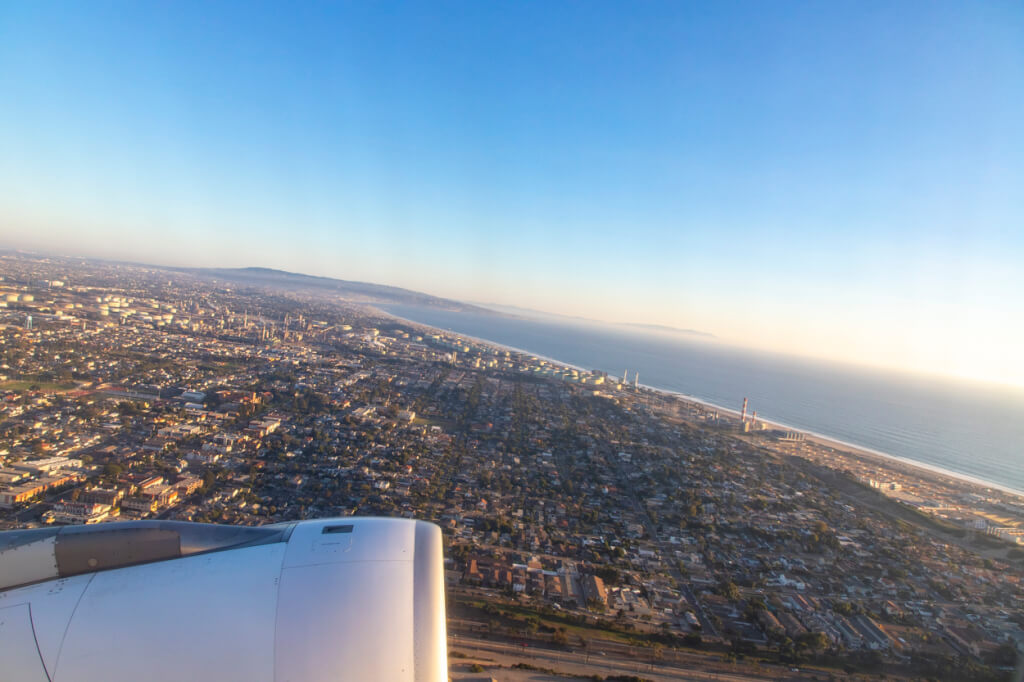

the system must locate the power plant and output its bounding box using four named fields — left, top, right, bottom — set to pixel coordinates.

left=738, top=398, right=765, bottom=432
